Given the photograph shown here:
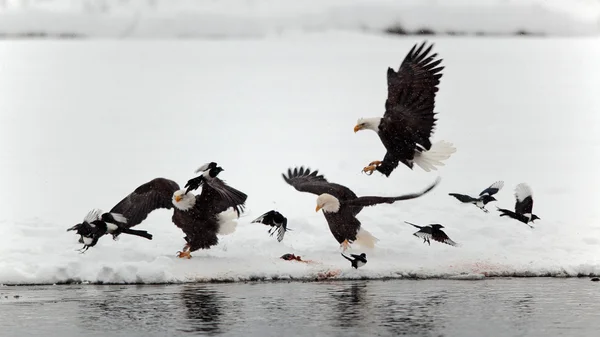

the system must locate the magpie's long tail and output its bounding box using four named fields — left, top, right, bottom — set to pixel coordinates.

left=341, top=253, right=353, bottom=262
left=404, top=221, right=423, bottom=229
left=496, top=207, right=515, bottom=217
left=120, top=228, right=153, bottom=240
